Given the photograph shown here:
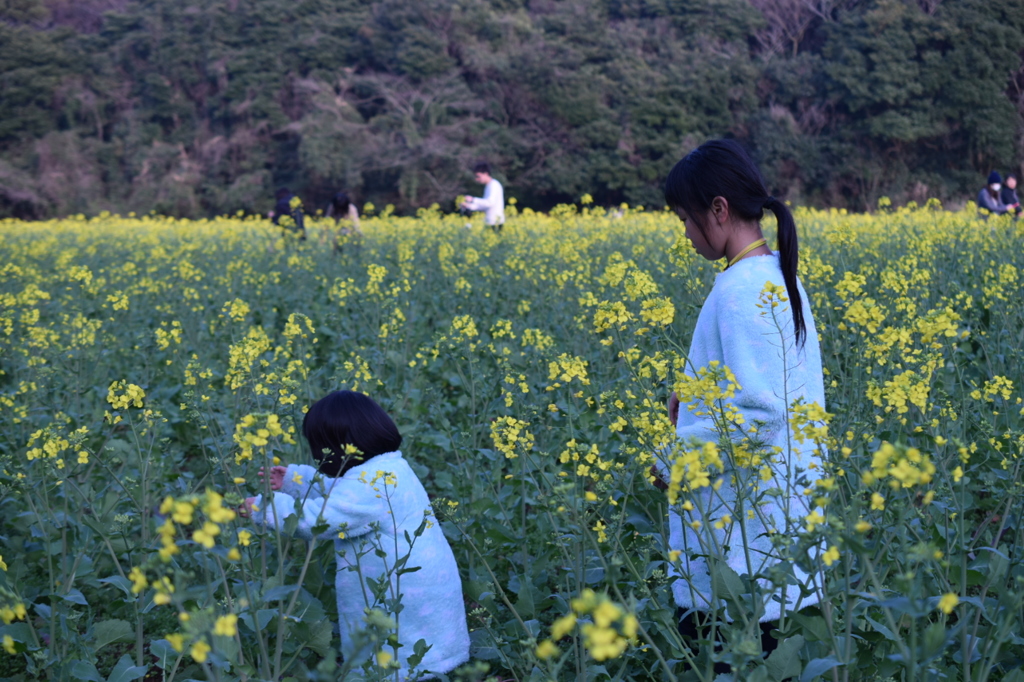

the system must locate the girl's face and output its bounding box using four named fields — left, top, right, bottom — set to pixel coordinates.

left=674, top=207, right=725, bottom=261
